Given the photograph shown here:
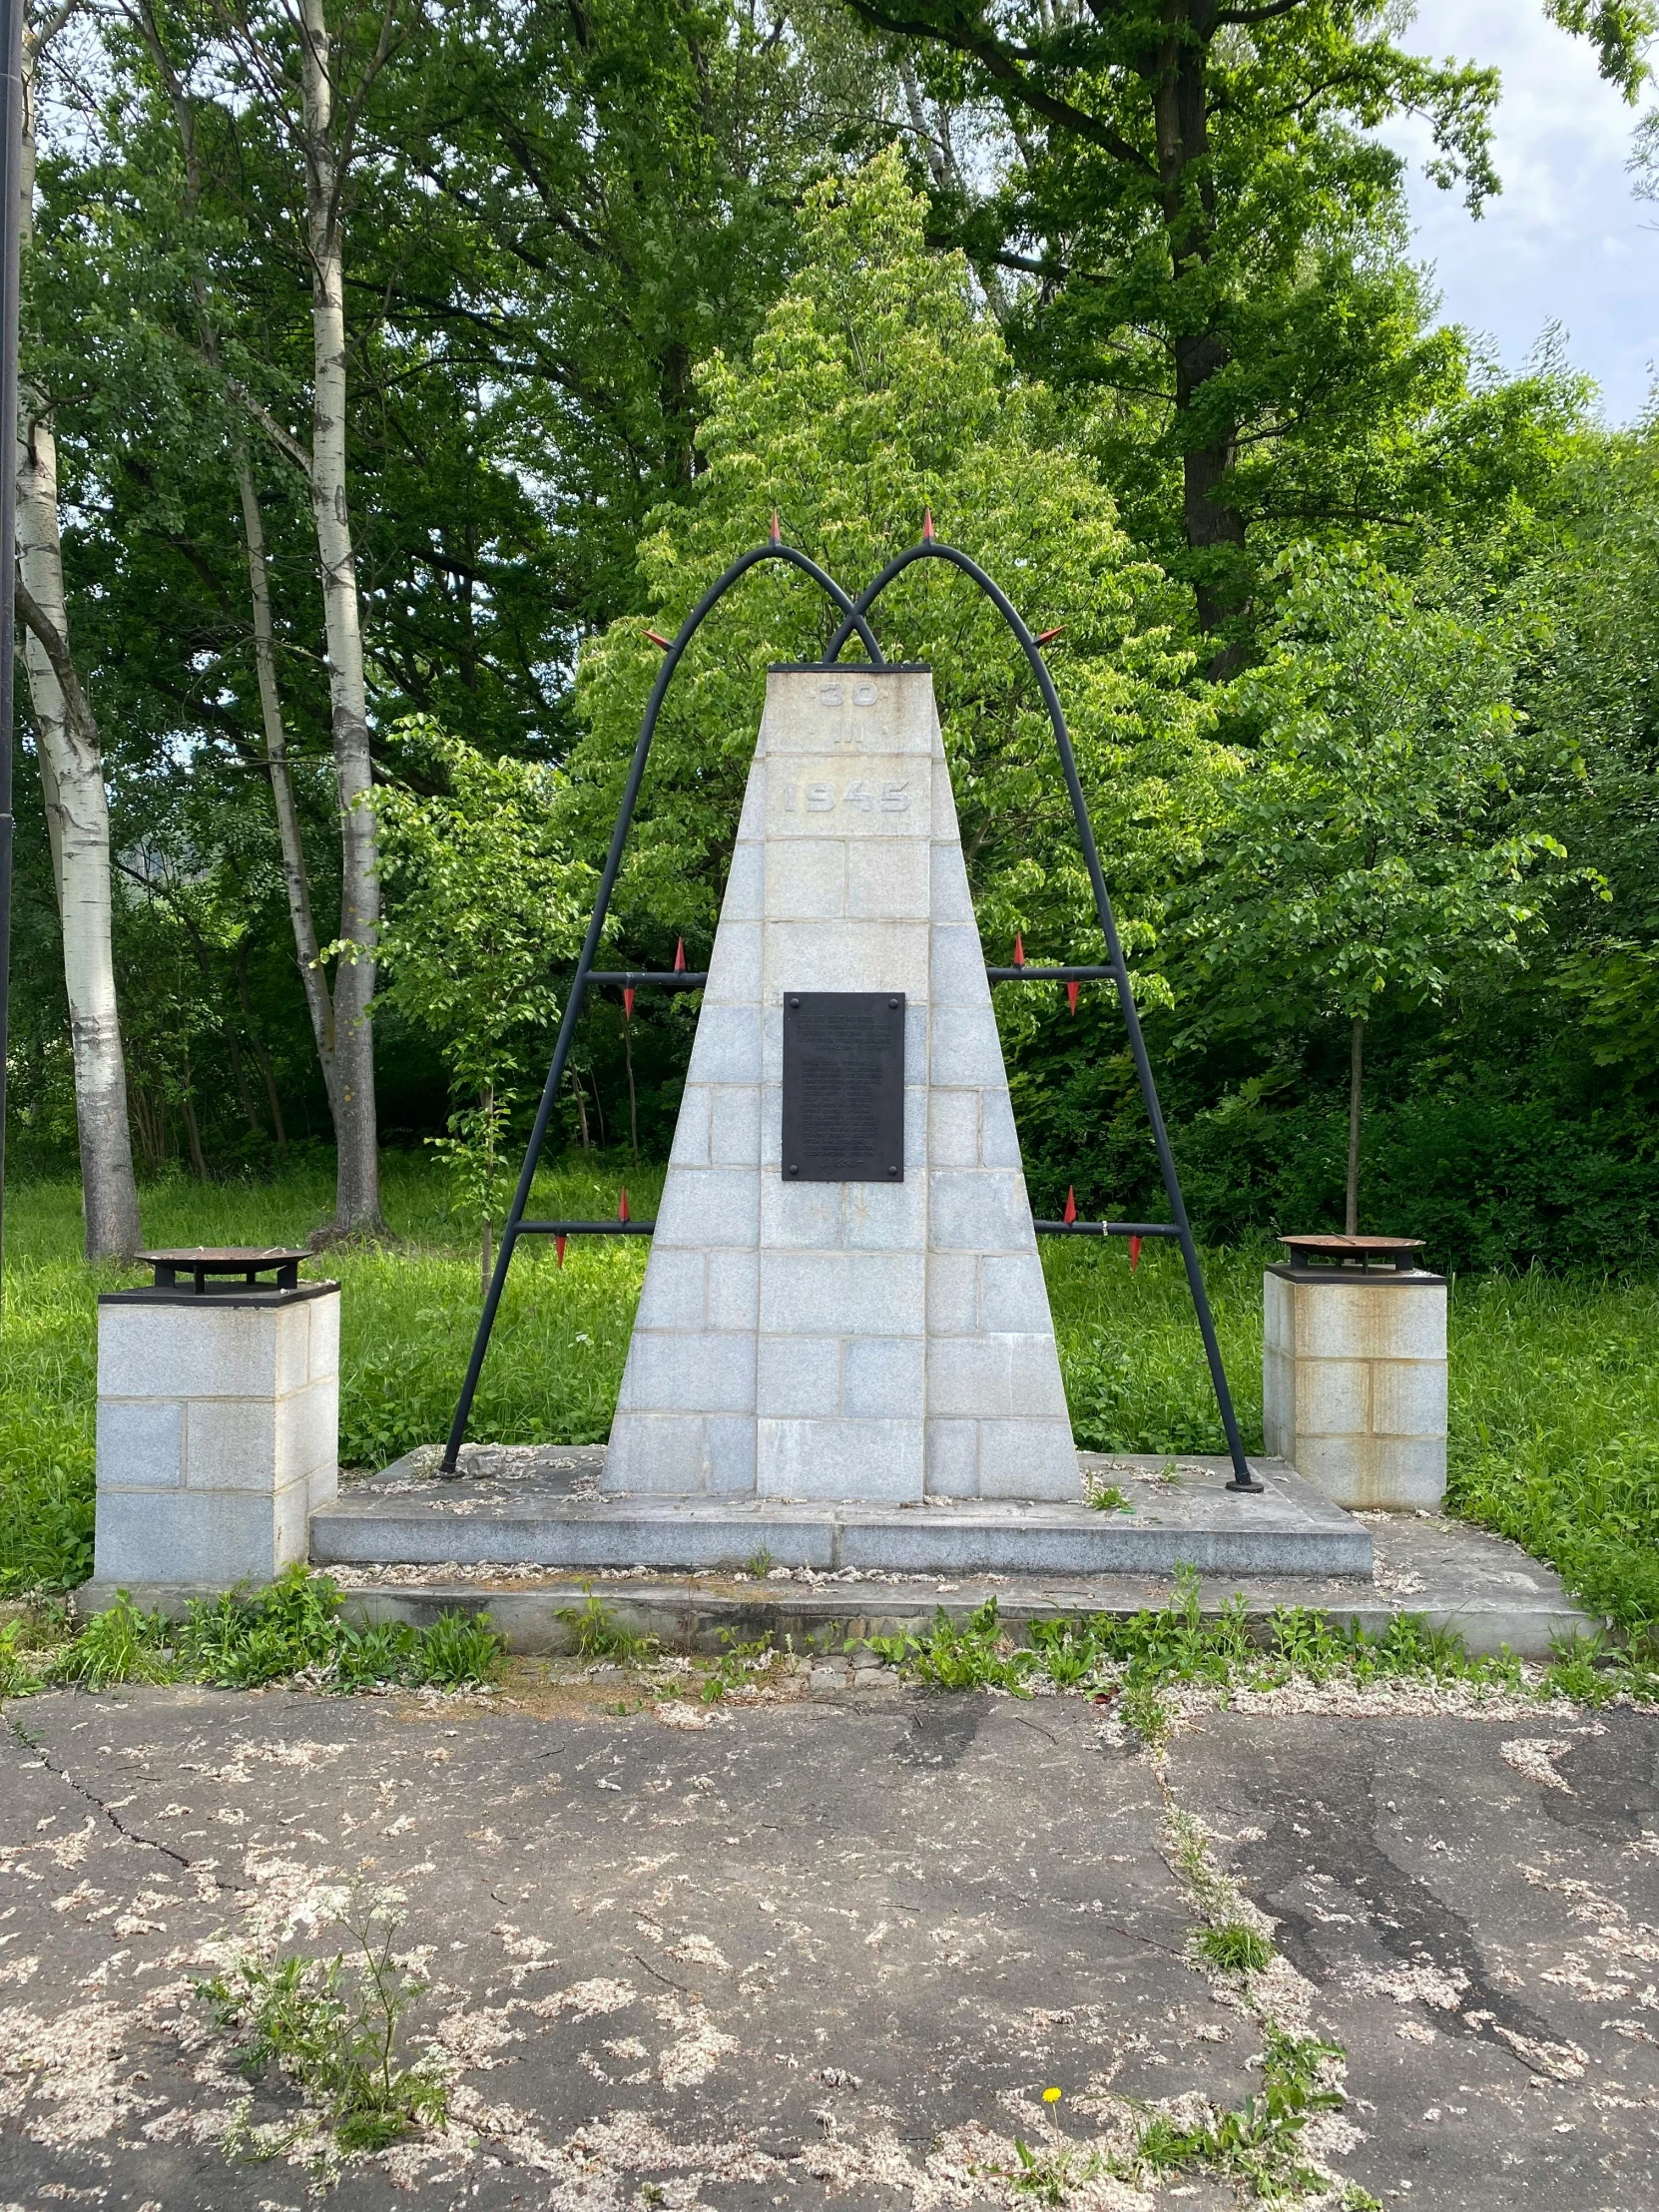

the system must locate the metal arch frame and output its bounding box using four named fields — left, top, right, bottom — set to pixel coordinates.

left=438, top=542, right=881, bottom=1473
left=439, top=533, right=1260, bottom=1495
left=823, top=540, right=1257, bottom=1491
